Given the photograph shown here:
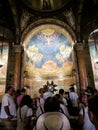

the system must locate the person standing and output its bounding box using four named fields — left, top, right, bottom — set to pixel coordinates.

left=0, top=85, right=16, bottom=119
left=16, top=95, right=33, bottom=130
left=78, top=93, right=95, bottom=130
left=55, top=94, right=70, bottom=118
left=59, top=89, right=68, bottom=107
left=43, top=85, right=53, bottom=100
left=17, top=88, right=26, bottom=107
left=36, top=88, right=45, bottom=117
left=88, top=94, right=98, bottom=130
left=36, top=88, right=45, bottom=108
left=33, top=96, right=71, bottom=130
left=69, top=86, right=79, bottom=107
